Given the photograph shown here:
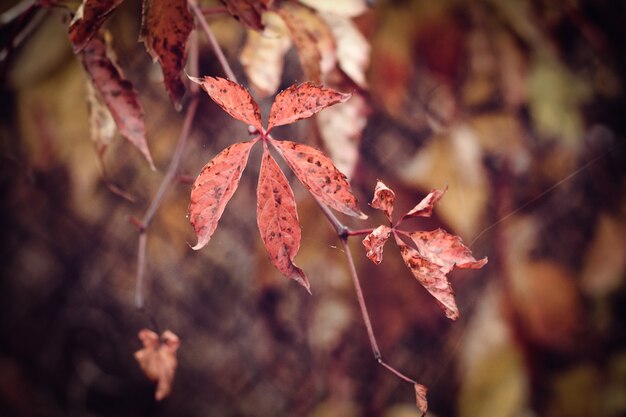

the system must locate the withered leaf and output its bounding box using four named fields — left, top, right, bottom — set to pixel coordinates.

left=257, top=146, right=309, bottom=292
left=270, top=139, right=366, bottom=219
left=222, top=0, right=267, bottom=31
left=134, top=329, right=180, bottom=401
left=402, top=187, right=447, bottom=220
left=81, top=32, right=155, bottom=170
left=189, top=75, right=264, bottom=133
left=414, top=383, right=428, bottom=416
left=369, top=179, right=395, bottom=223
left=267, top=82, right=350, bottom=131
left=140, top=0, right=193, bottom=108
left=362, top=225, right=392, bottom=264
left=189, top=140, right=256, bottom=250
left=85, top=80, right=116, bottom=156
left=69, top=0, right=124, bottom=53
